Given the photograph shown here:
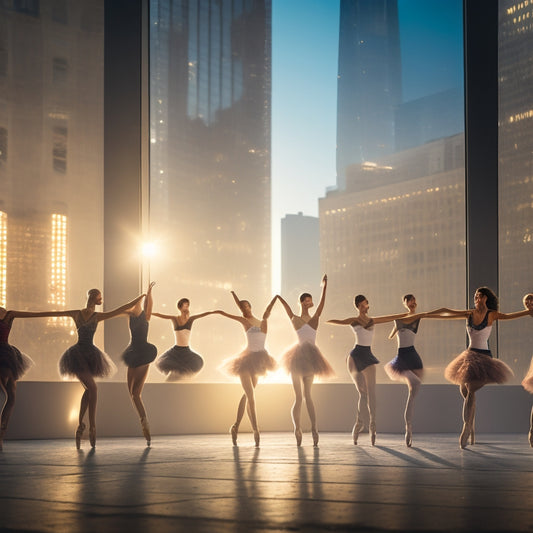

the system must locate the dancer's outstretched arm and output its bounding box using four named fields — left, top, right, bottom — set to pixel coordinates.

left=144, top=282, right=155, bottom=320
left=260, top=295, right=278, bottom=333
left=327, top=316, right=356, bottom=326
left=276, top=294, right=295, bottom=320
left=152, top=312, right=176, bottom=320
left=96, top=294, right=145, bottom=321
left=189, top=310, right=220, bottom=323
left=312, top=274, right=328, bottom=319
left=5, top=309, right=79, bottom=319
